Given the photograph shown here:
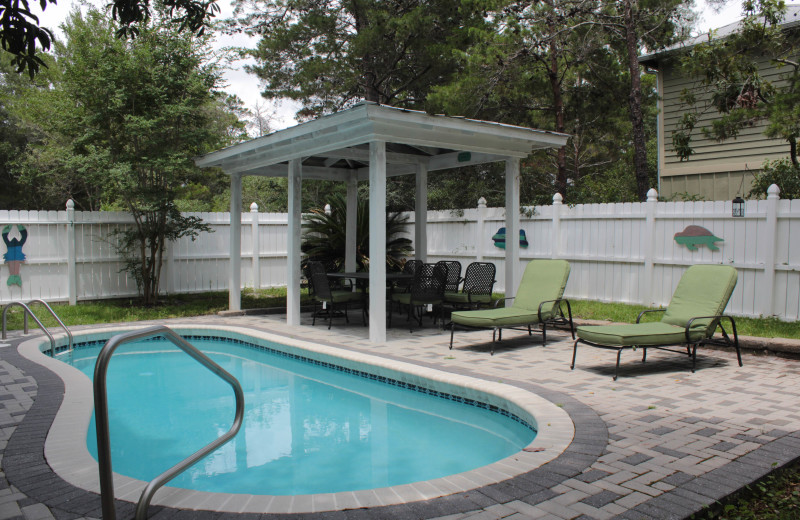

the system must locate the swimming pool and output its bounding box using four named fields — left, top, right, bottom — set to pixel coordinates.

left=21, top=324, right=574, bottom=514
